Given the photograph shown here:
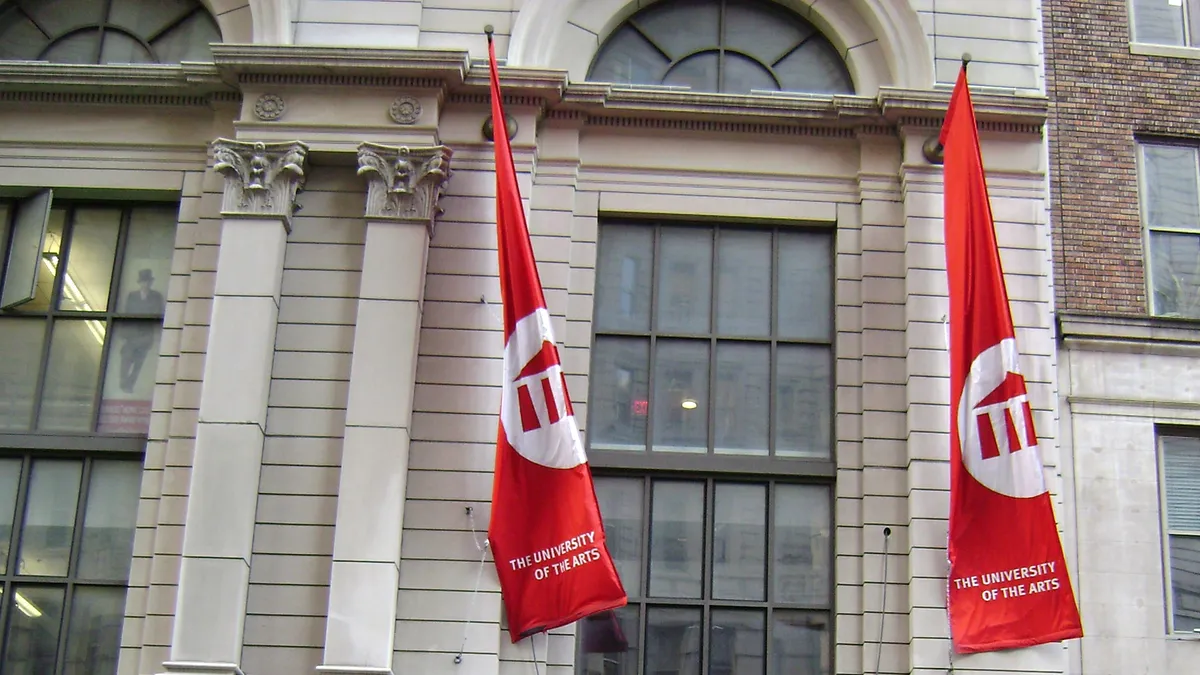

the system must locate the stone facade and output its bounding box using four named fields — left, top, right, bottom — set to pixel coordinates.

left=0, top=1, right=1091, bottom=674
